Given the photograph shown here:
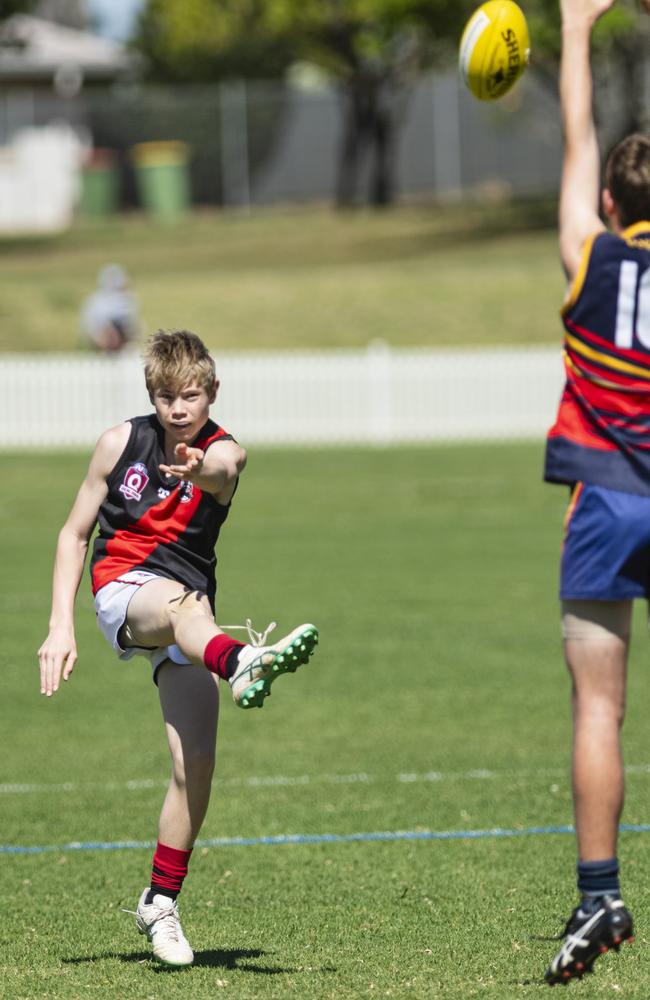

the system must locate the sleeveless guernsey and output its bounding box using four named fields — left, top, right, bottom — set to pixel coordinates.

left=90, top=415, right=234, bottom=608
left=545, top=222, right=650, bottom=496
